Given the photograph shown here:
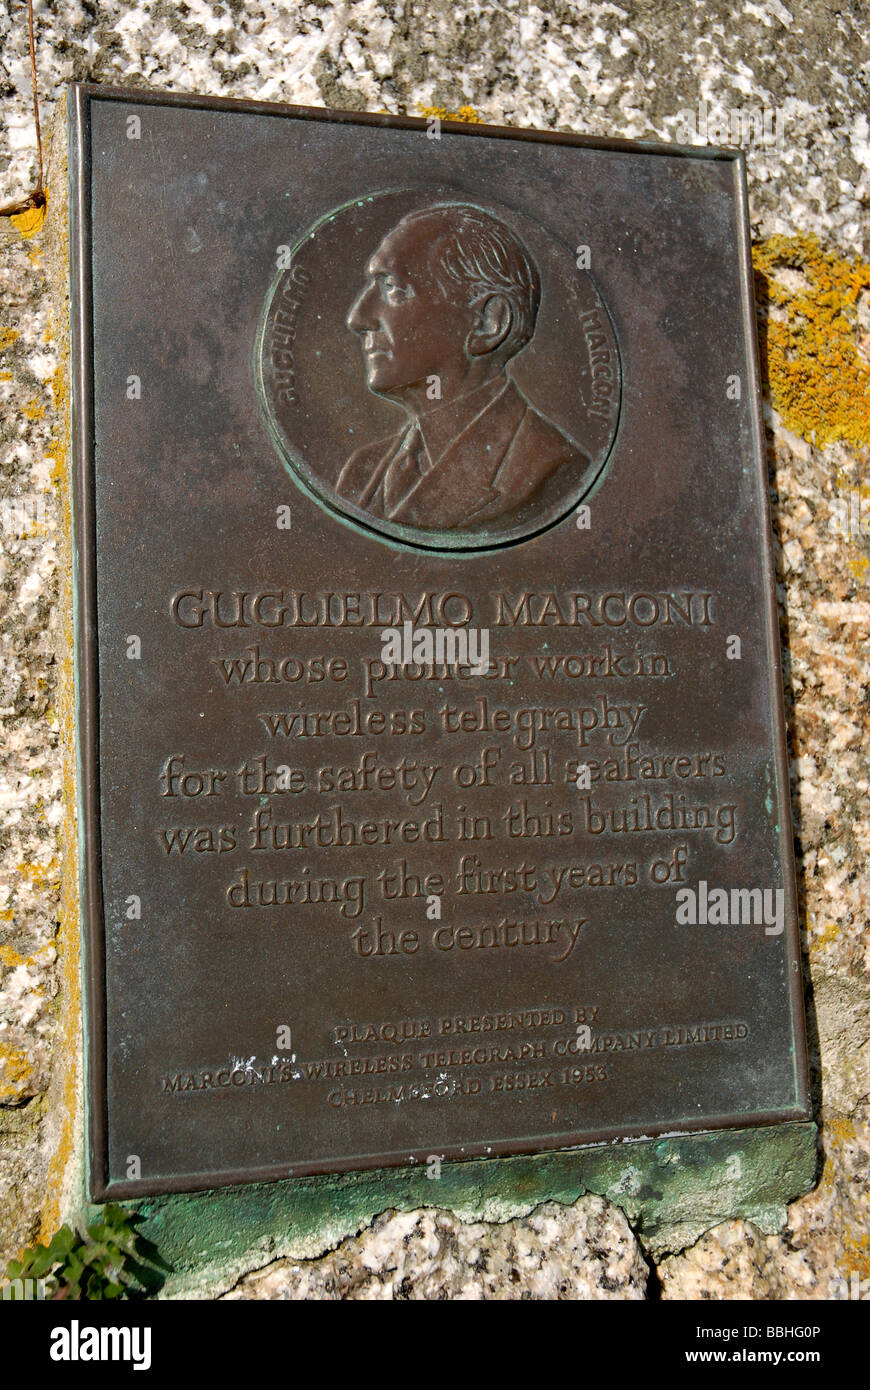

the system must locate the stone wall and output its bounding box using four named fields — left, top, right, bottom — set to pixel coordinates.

left=1, top=0, right=867, bottom=1298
